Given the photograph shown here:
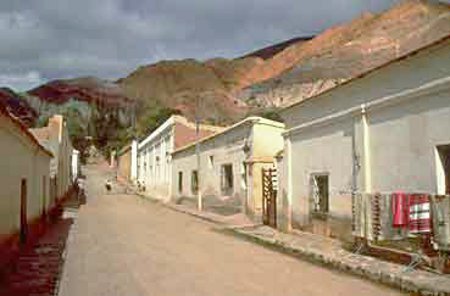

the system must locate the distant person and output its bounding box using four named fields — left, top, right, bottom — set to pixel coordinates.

left=78, top=178, right=86, bottom=204
left=105, top=179, right=112, bottom=193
